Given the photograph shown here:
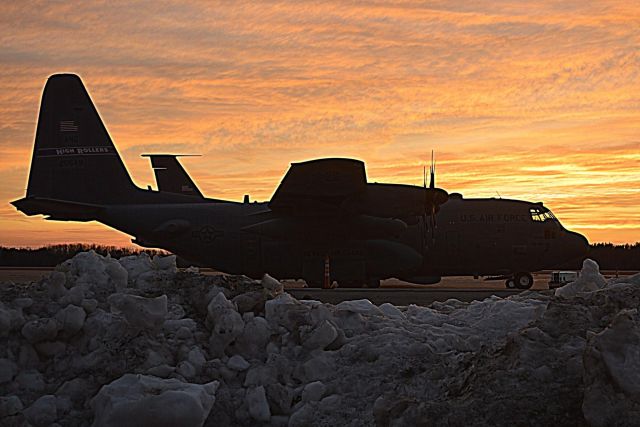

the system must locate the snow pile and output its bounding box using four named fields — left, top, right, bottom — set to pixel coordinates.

left=1, top=252, right=639, bottom=426
left=555, top=258, right=607, bottom=297
left=91, top=374, right=219, bottom=427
